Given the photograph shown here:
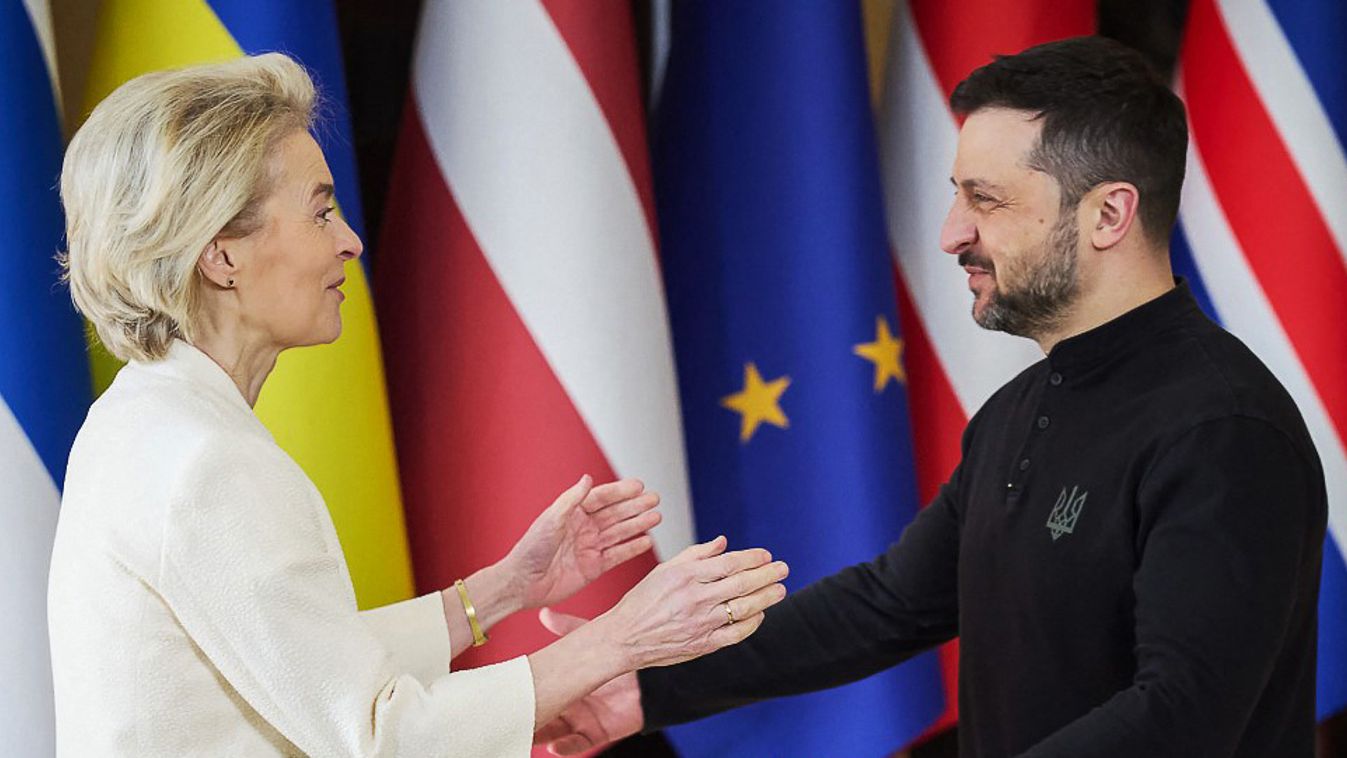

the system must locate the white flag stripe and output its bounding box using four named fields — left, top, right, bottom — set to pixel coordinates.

left=412, top=0, right=694, bottom=558
left=1180, top=130, right=1347, bottom=551
left=881, top=0, right=1040, bottom=418
left=1218, top=0, right=1347, bottom=266
left=0, top=398, right=59, bottom=758
left=20, top=0, right=59, bottom=105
